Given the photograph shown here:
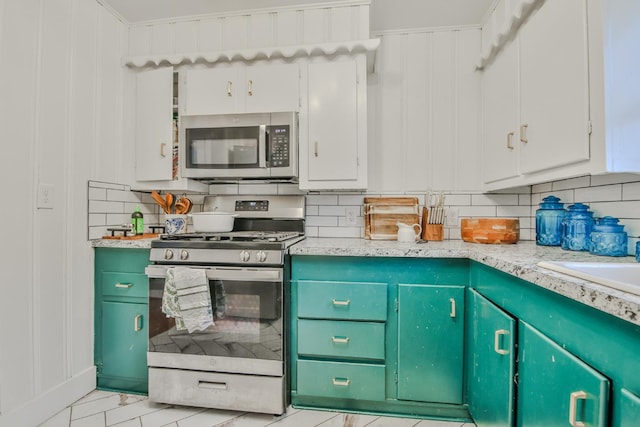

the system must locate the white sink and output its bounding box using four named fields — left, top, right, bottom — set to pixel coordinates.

left=538, top=261, right=640, bottom=296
